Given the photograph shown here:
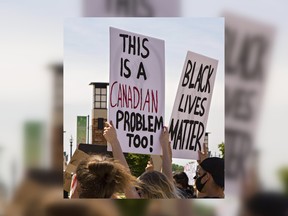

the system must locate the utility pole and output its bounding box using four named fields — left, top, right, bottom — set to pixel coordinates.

left=87, top=115, right=90, bottom=144
left=70, top=135, right=73, bottom=160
